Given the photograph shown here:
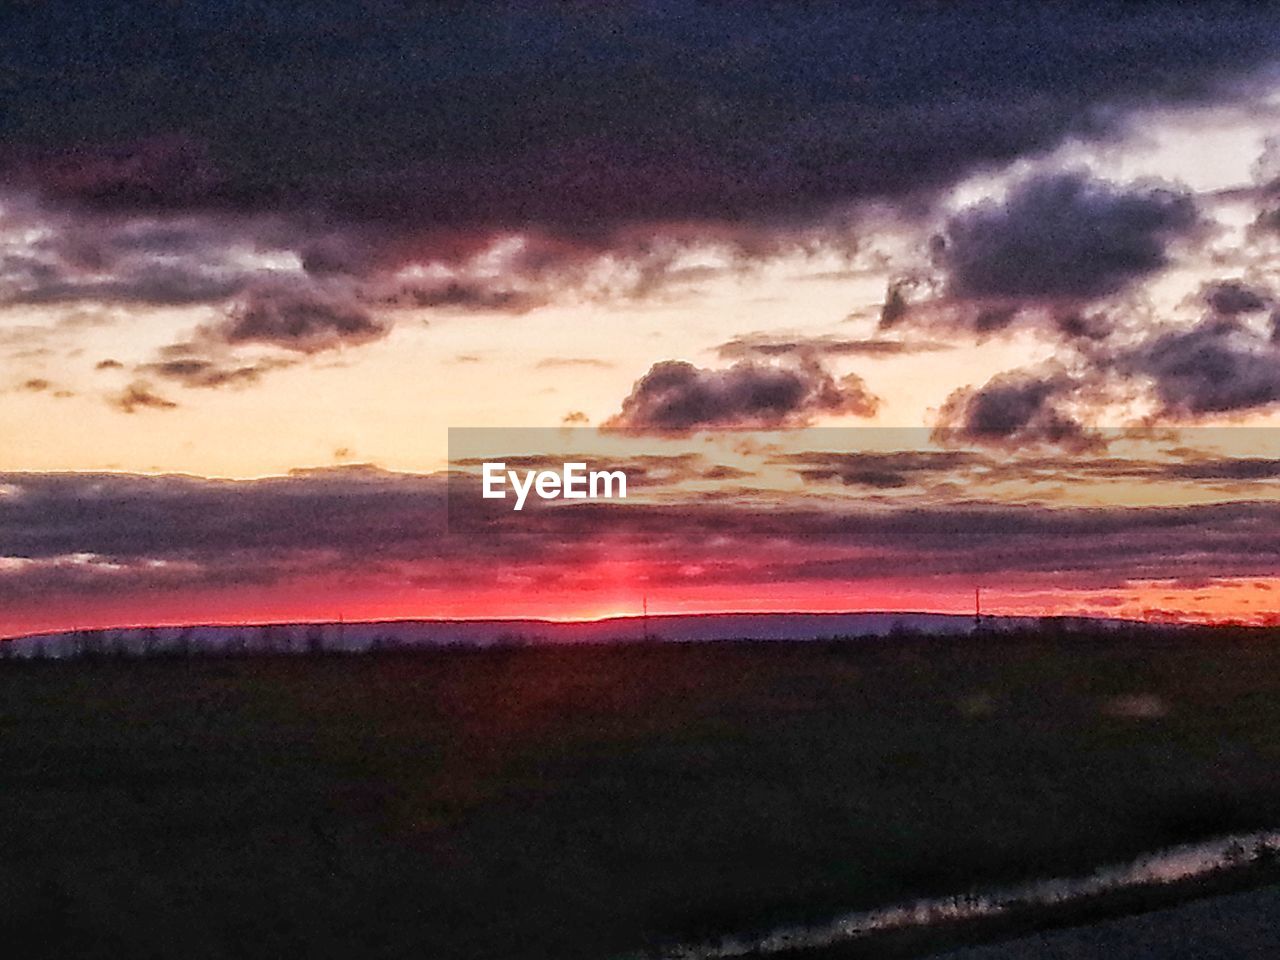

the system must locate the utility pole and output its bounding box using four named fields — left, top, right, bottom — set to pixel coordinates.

left=974, top=587, right=982, bottom=633
left=642, top=594, right=650, bottom=642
